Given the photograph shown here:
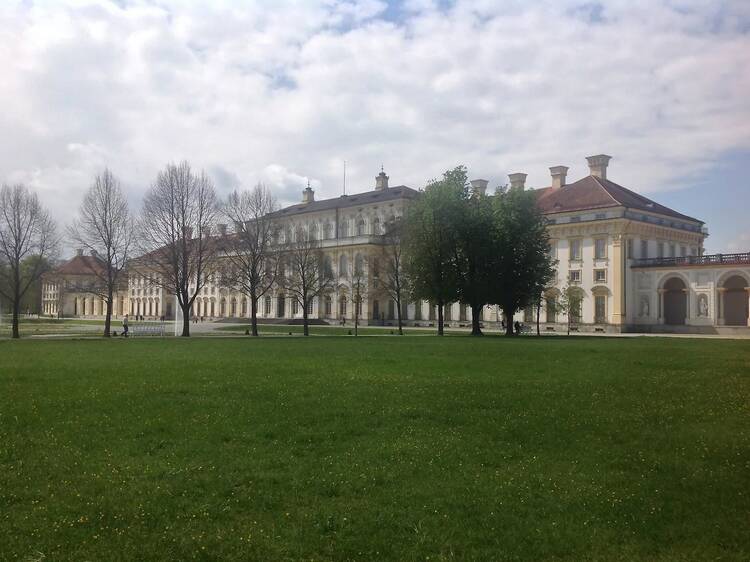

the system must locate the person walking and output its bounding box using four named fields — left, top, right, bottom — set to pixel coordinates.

left=514, top=320, right=521, bottom=336
left=123, top=314, right=129, bottom=337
